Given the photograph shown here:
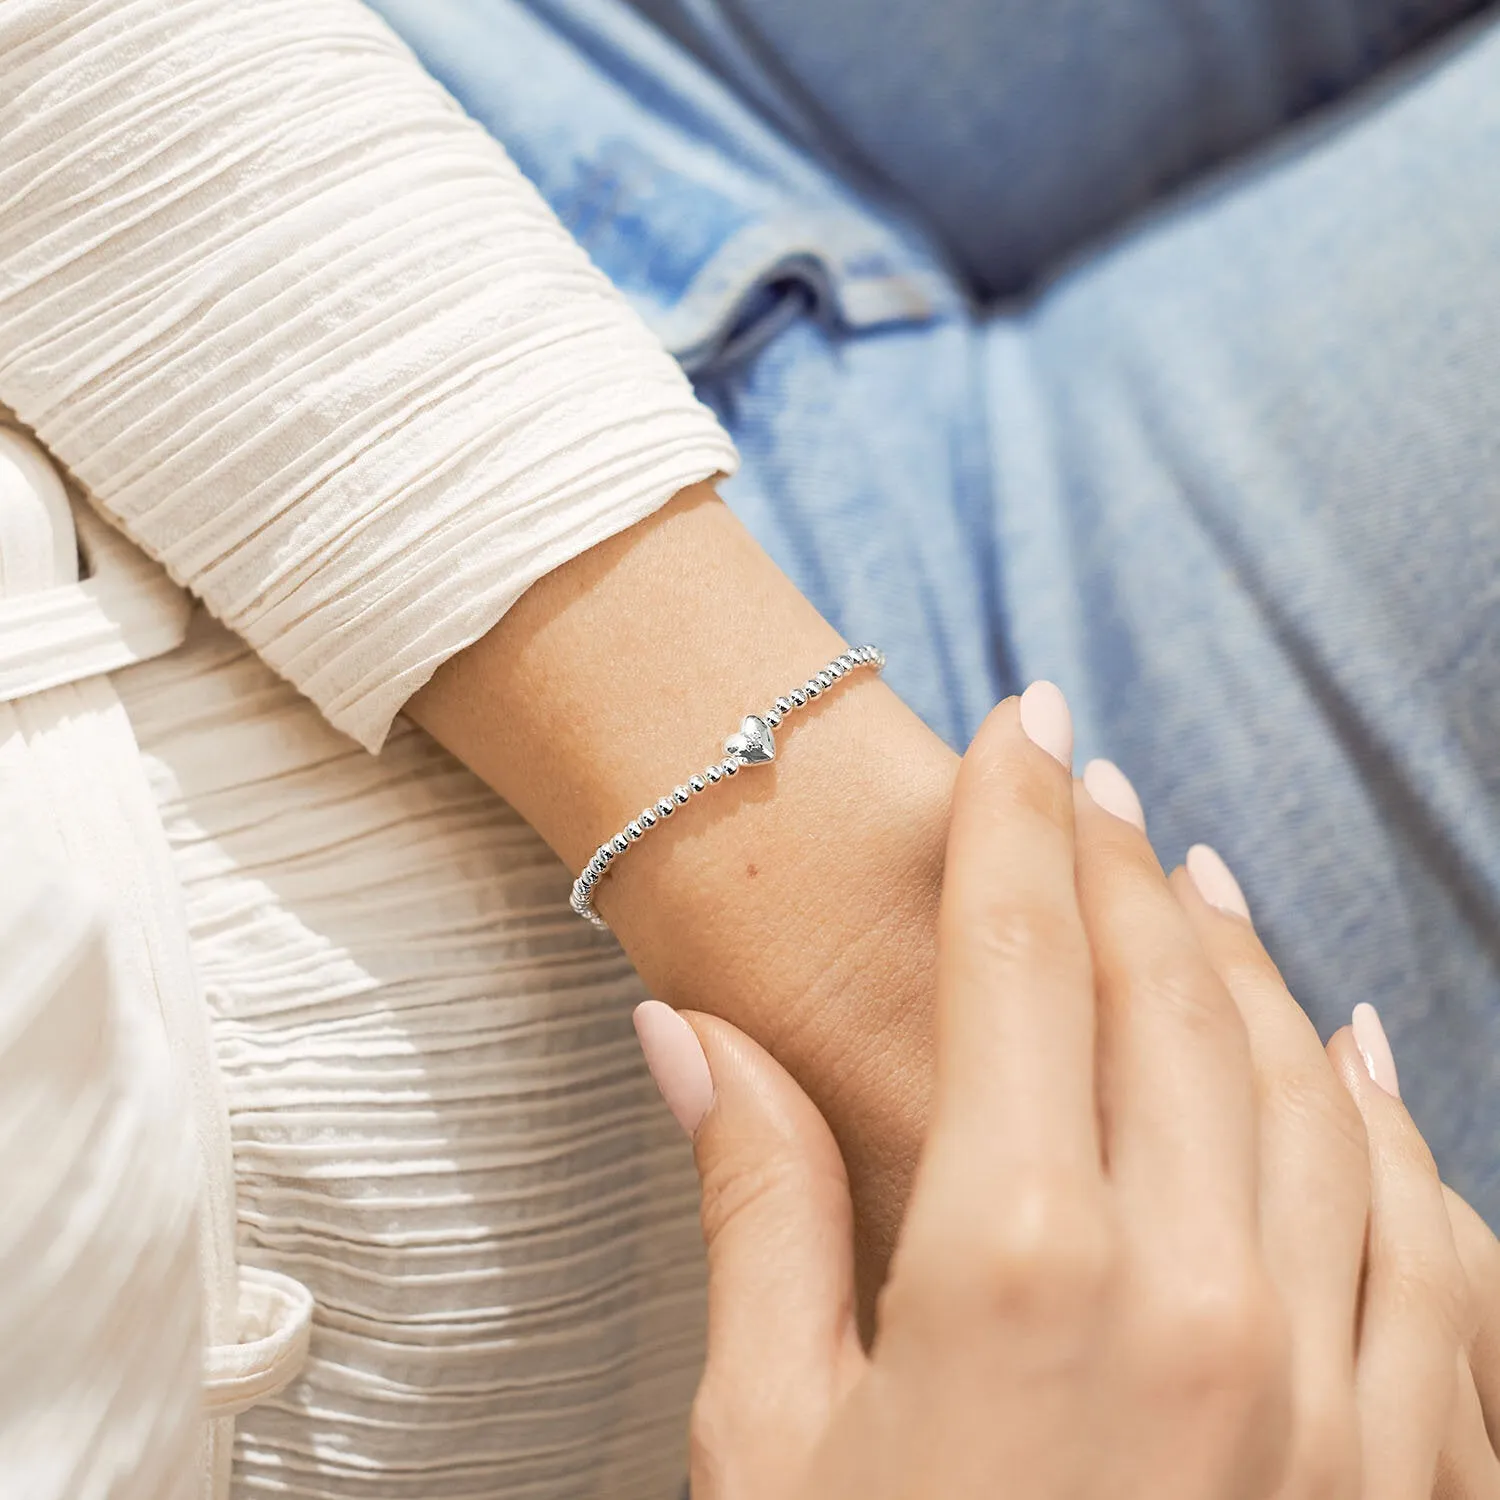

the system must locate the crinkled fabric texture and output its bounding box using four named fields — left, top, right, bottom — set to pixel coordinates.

left=0, top=0, right=736, bottom=752
left=379, top=0, right=1500, bottom=1223
left=114, top=612, right=705, bottom=1500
